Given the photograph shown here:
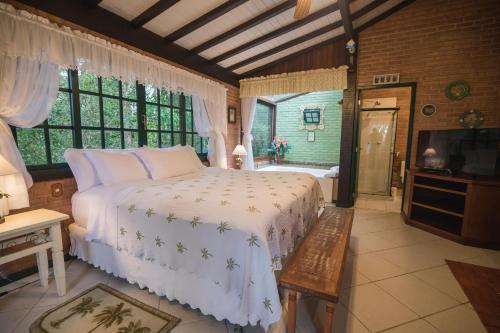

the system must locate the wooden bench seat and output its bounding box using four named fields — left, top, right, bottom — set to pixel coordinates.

left=279, top=206, right=354, bottom=333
